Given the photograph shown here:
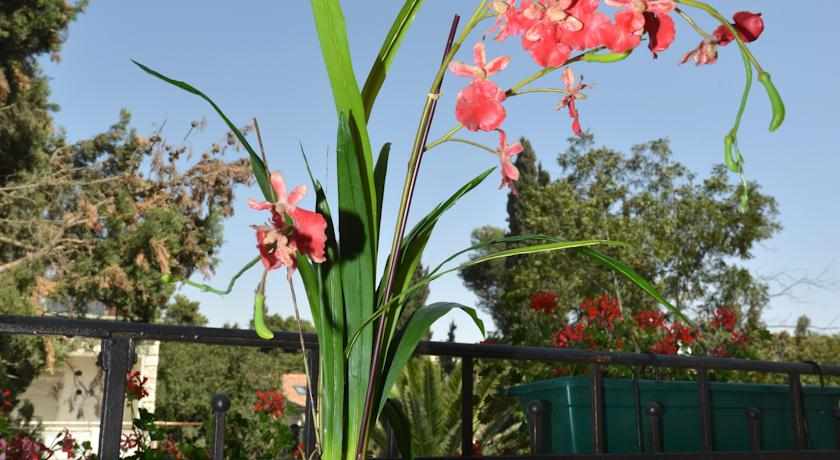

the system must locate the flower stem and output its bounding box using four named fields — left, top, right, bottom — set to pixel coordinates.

left=446, top=137, right=498, bottom=155
left=354, top=6, right=487, bottom=459
left=674, top=7, right=712, bottom=41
